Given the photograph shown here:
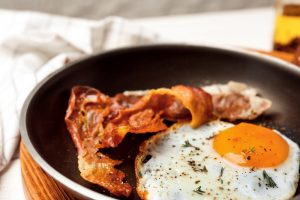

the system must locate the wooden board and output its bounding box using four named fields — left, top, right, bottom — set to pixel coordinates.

left=19, top=50, right=296, bottom=200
